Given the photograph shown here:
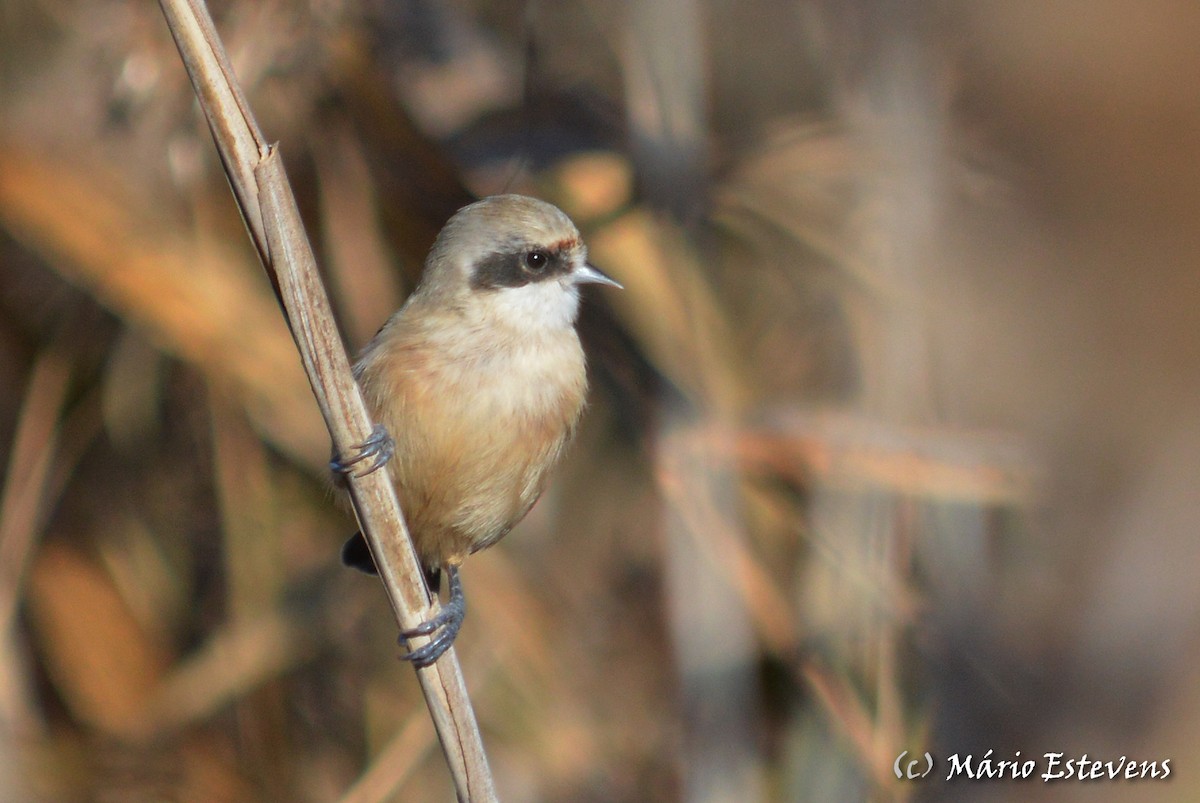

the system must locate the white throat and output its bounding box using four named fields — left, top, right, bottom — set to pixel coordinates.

left=487, top=278, right=582, bottom=333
